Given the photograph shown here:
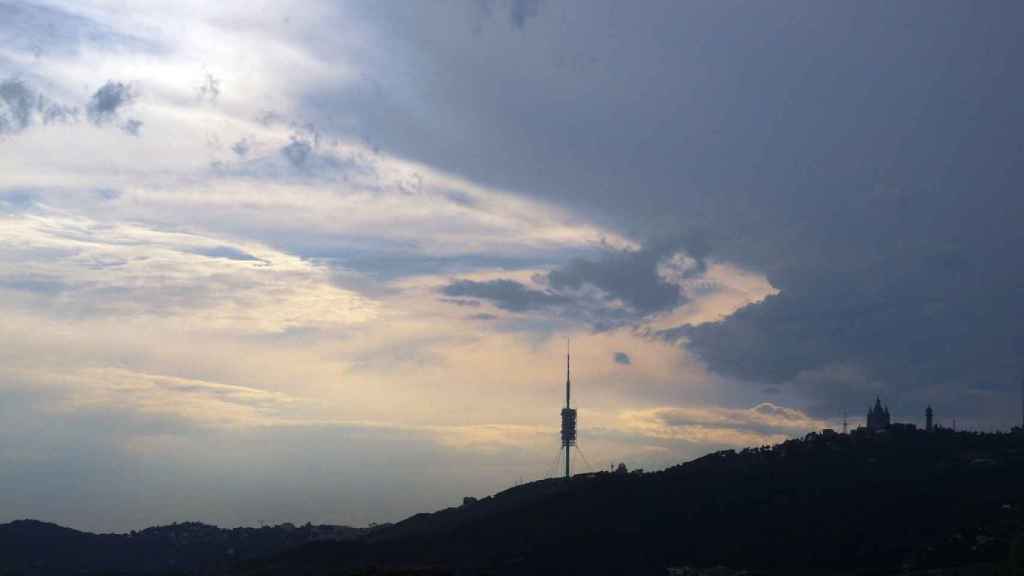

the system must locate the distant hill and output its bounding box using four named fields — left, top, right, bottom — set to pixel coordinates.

left=0, top=519, right=371, bottom=575
left=5, top=428, right=1024, bottom=576
left=237, top=428, right=1024, bottom=576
